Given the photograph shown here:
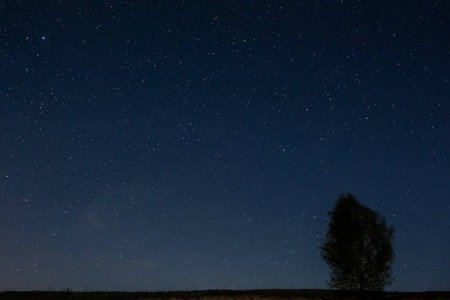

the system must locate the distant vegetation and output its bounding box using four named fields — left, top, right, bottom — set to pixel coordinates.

left=1, top=289, right=450, bottom=300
